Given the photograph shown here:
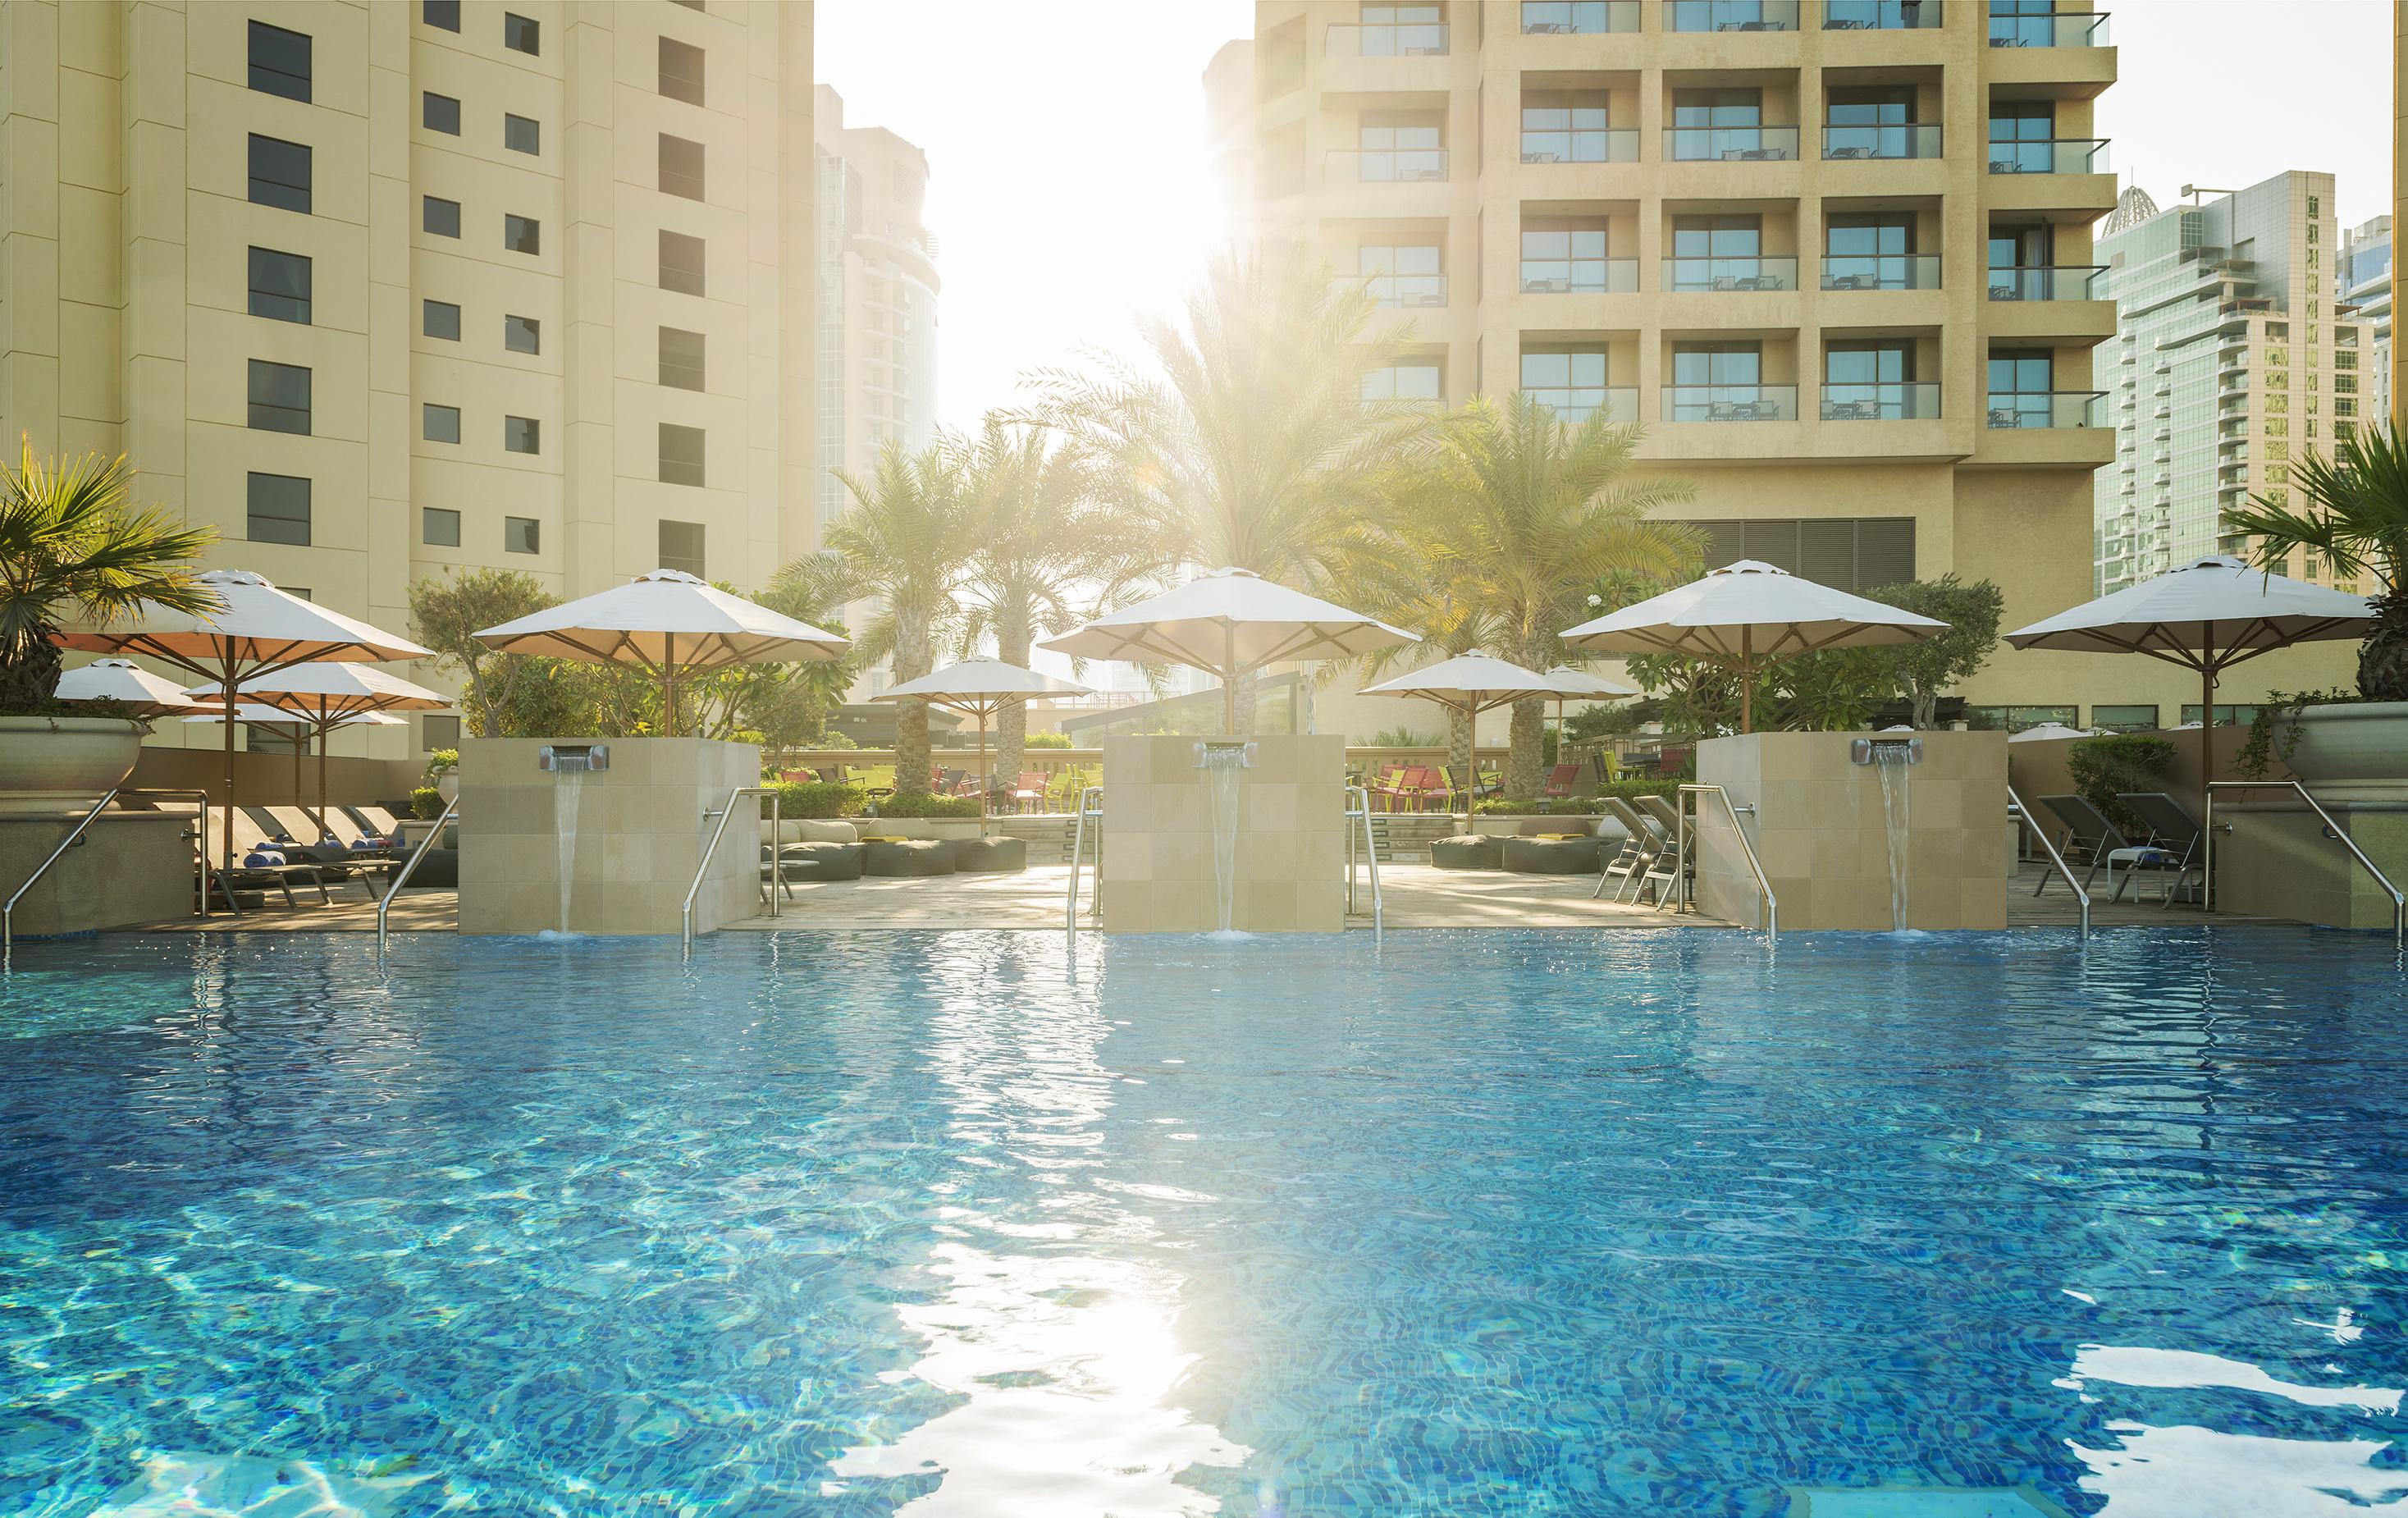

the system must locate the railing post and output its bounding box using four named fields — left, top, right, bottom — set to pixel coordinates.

left=2208, top=780, right=2405, bottom=950
left=2008, top=784, right=2089, bottom=940
left=377, top=794, right=459, bottom=958
left=3, top=786, right=121, bottom=974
